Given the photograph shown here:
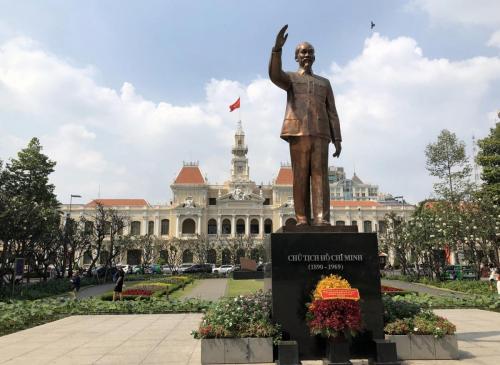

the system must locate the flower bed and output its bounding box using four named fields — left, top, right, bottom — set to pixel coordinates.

left=100, top=276, right=192, bottom=301
left=193, top=291, right=279, bottom=364
left=383, top=295, right=459, bottom=359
